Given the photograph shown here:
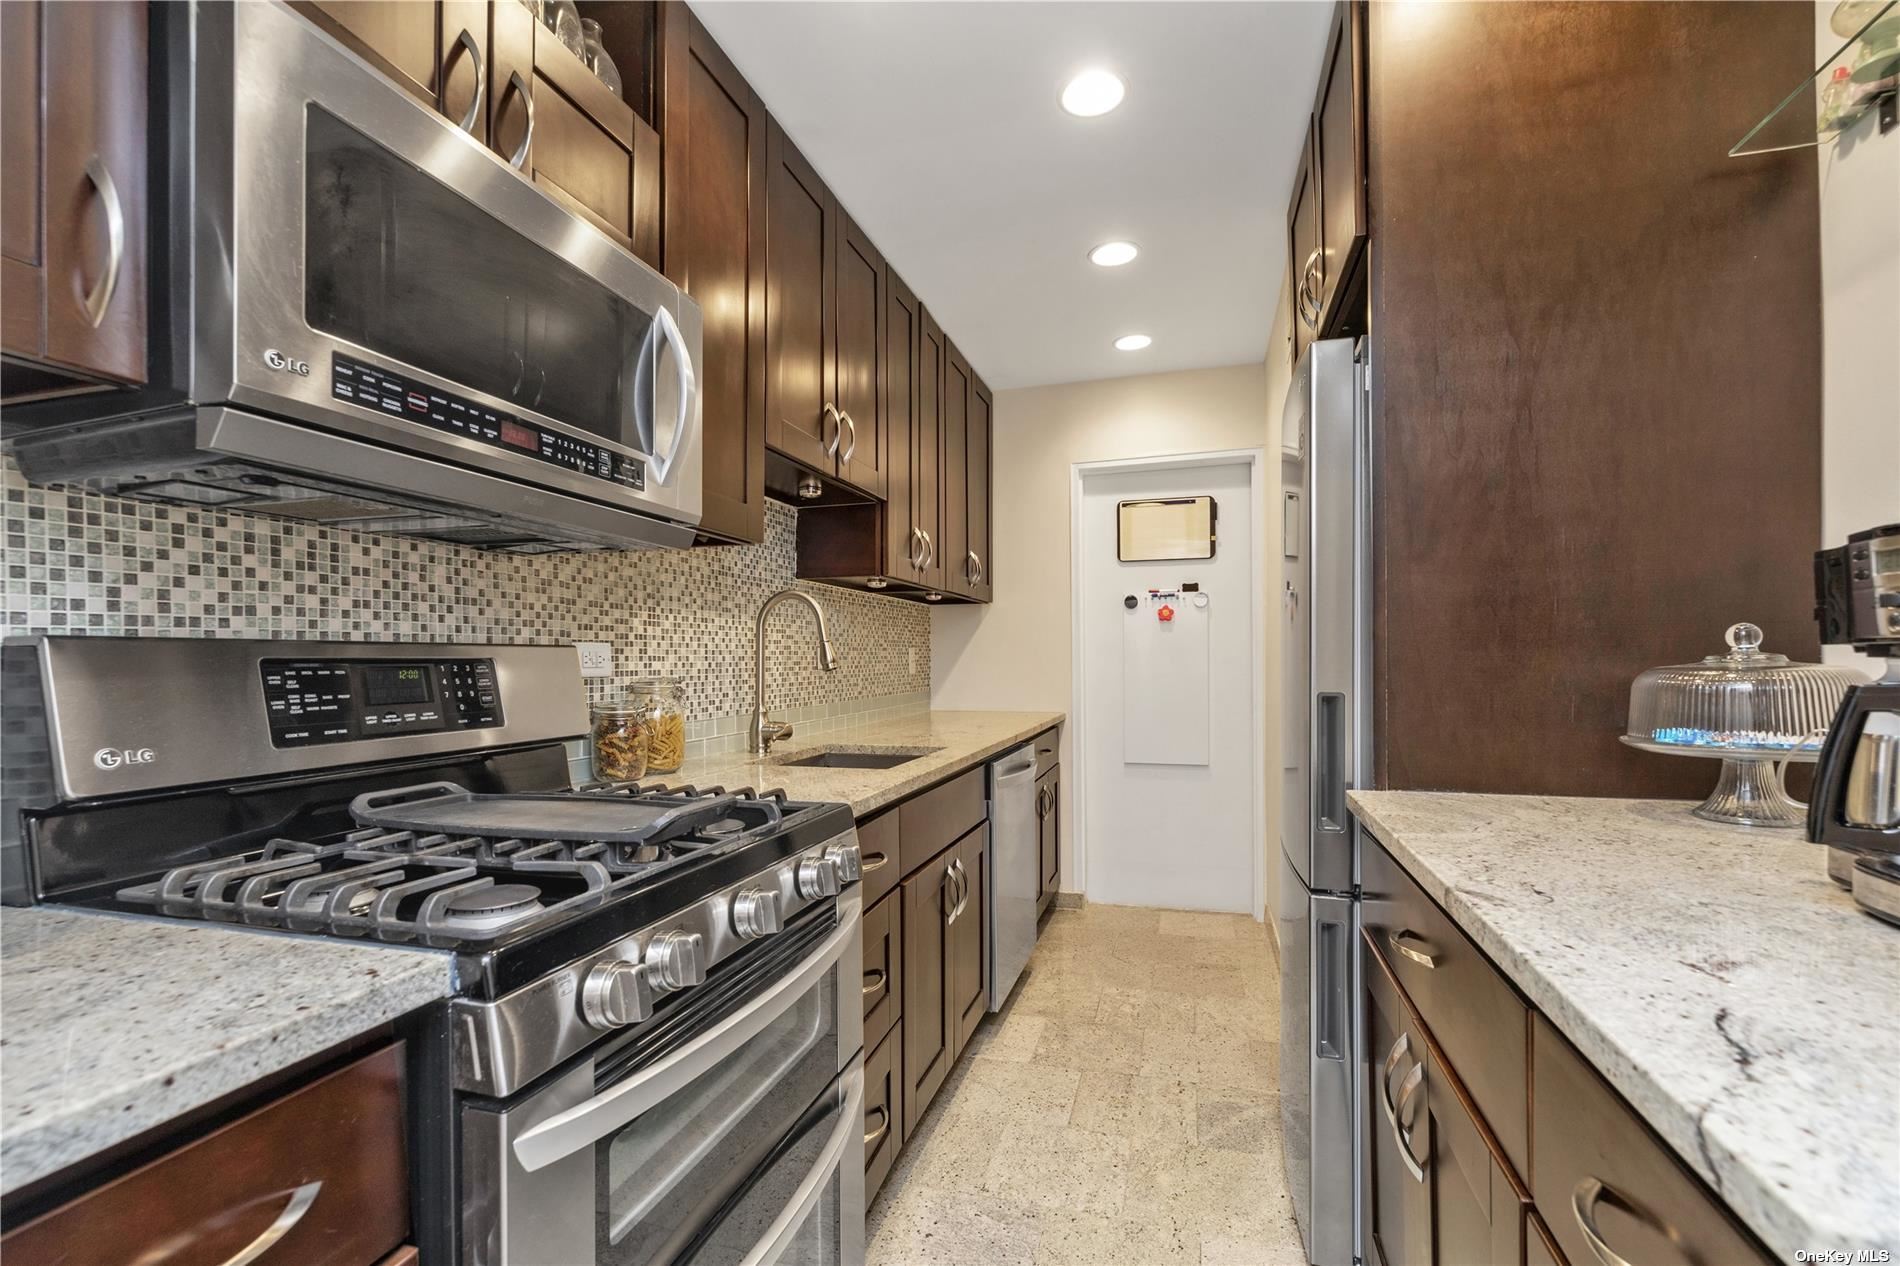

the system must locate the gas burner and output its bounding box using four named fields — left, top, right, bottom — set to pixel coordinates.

left=439, top=882, right=545, bottom=932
